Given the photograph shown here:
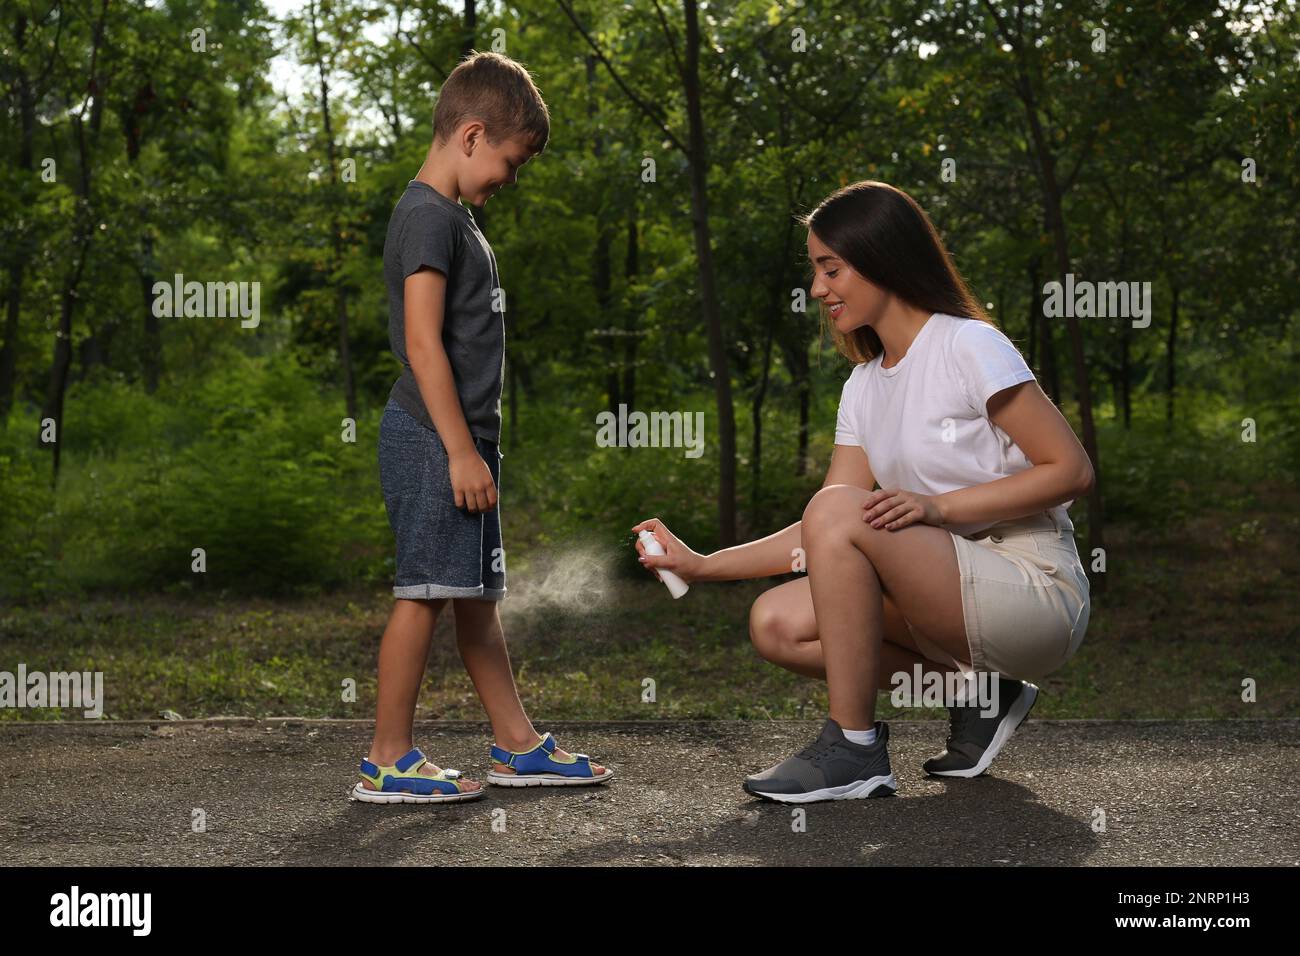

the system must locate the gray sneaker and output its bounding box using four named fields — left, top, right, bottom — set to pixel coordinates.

left=742, top=718, right=898, bottom=803
left=922, top=676, right=1038, bottom=777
